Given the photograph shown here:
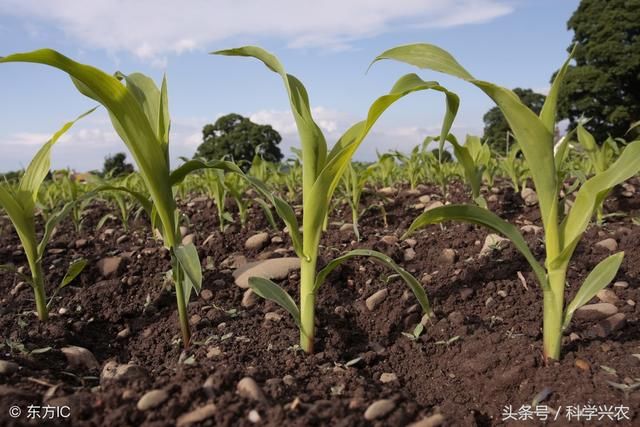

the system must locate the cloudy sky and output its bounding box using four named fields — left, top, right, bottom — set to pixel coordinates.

left=0, top=0, right=579, bottom=172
